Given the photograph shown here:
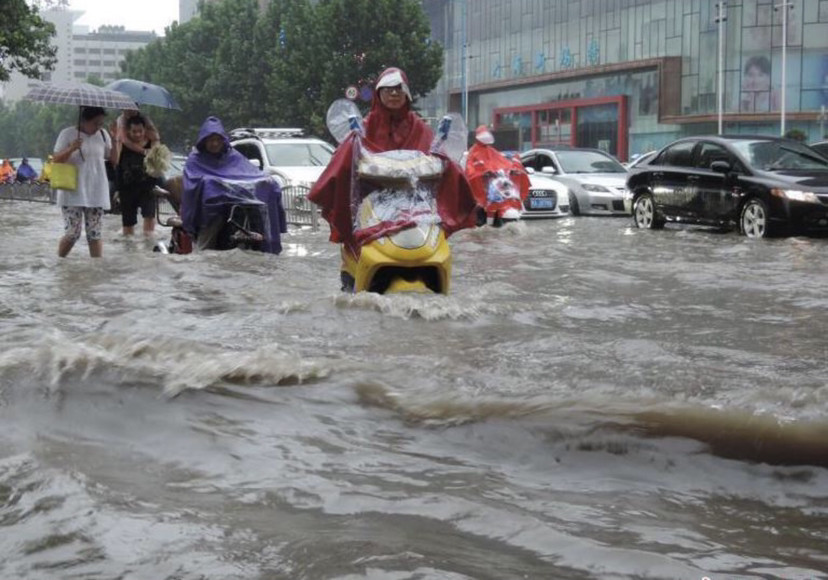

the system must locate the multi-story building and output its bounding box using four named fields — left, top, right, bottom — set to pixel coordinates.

left=422, top=0, right=828, bottom=160
left=1, top=8, right=157, bottom=103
